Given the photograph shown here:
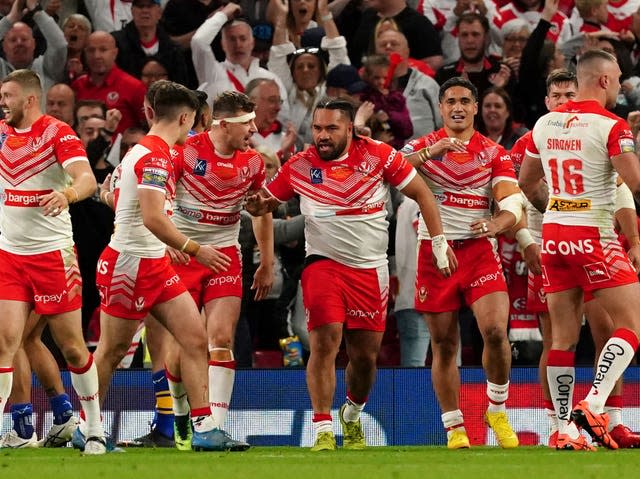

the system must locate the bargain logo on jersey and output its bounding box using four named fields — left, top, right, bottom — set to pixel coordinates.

left=547, top=197, right=591, bottom=211
left=442, top=192, right=489, bottom=209
left=3, top=188, right=52, bottom=207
